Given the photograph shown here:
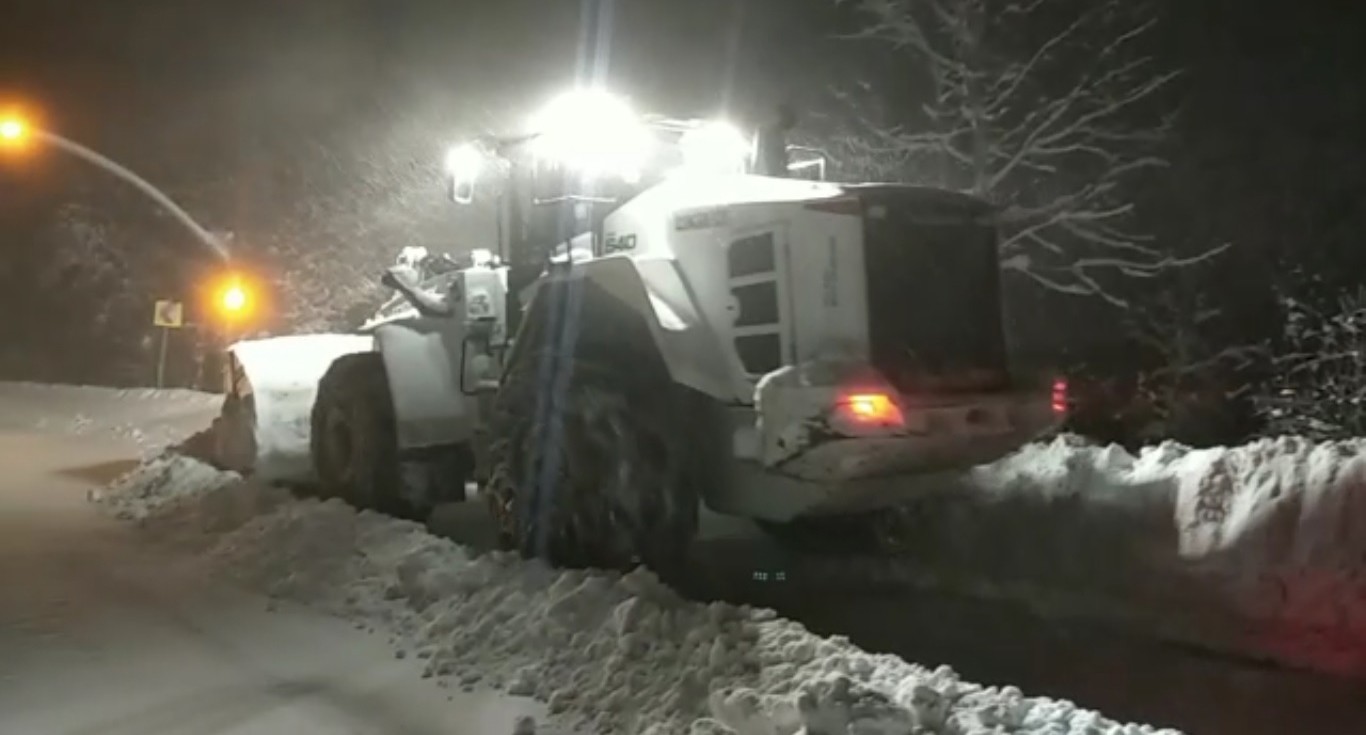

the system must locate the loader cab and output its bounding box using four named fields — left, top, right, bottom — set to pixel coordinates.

left=508, top=115, right=761, bottom=265
left=443, top=90, right=829, bottom=272
left=442, top=89, right=832, bottom=339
